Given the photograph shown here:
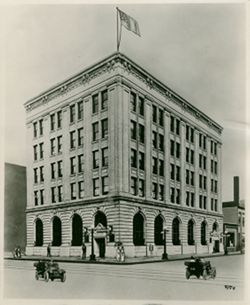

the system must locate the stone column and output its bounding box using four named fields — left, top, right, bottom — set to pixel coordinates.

left=62, top=105, right=70, bottom=201
left=180, top=121, right=186, bottom=206
left=194, top=130, right=200, bottom=209
left=217, top=143, right=222, bottom=213
left=164, top=111, right=170, bottom=204
left=207, top=138, right=211, bottom=212
left=145, top=99, right=152, bottom=200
